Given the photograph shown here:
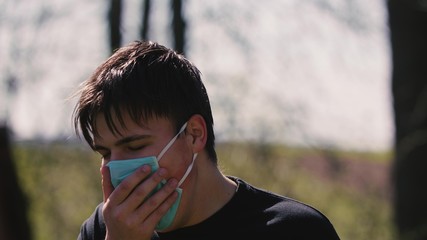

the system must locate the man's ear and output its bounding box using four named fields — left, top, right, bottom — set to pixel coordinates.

left=186, top=114, right=207, bottom=153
